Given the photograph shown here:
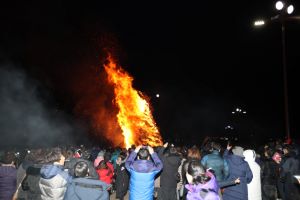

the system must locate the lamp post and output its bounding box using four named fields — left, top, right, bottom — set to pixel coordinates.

left=253, top=1, right=299, bottom=141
